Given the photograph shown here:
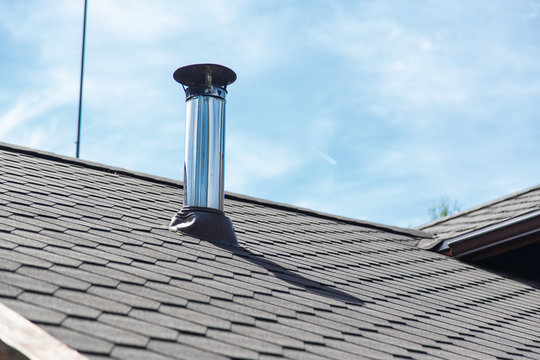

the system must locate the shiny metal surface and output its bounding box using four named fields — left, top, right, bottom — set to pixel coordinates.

left=183, top=93, right=227, bottom=211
